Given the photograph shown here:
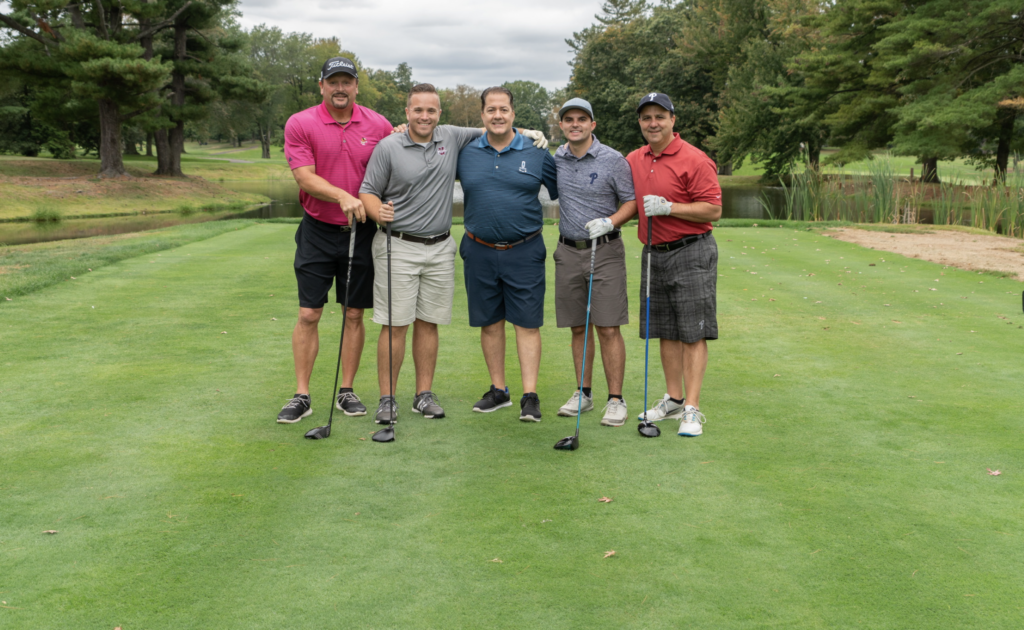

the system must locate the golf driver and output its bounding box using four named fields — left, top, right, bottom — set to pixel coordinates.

left=372, top=219, right=396, bottom=443
left=555, top=238, right=598, bottom=451
left=638, top=216, right=661, bottom=438
left=305, top=222, right=358, bottom=440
